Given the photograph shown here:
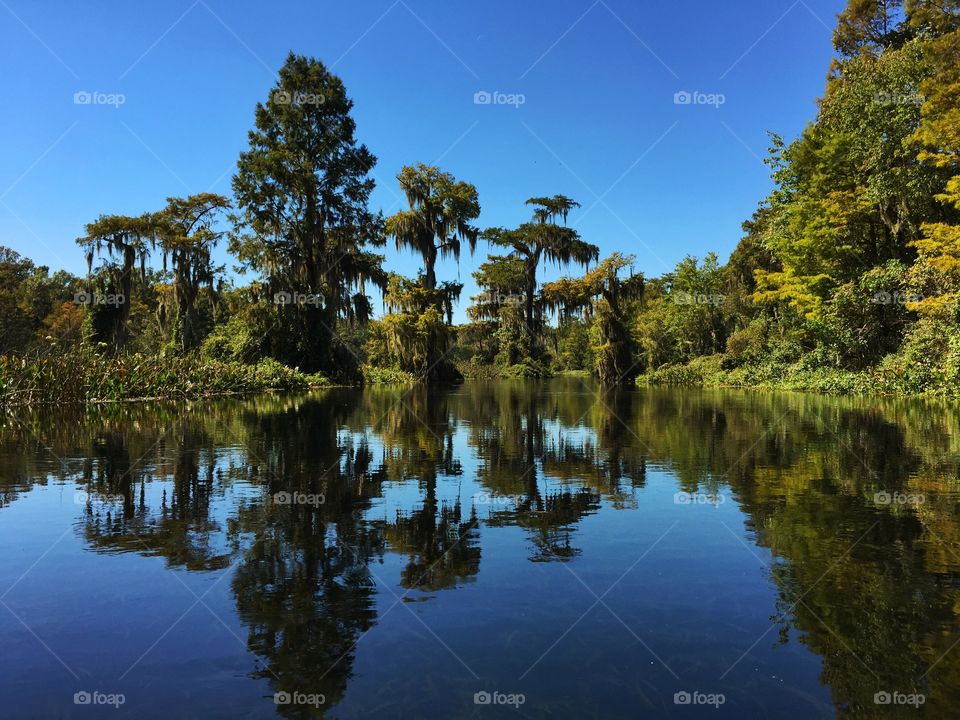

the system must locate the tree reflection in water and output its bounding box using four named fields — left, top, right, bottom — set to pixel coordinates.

left=2, top=381, right=960, bottom=717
